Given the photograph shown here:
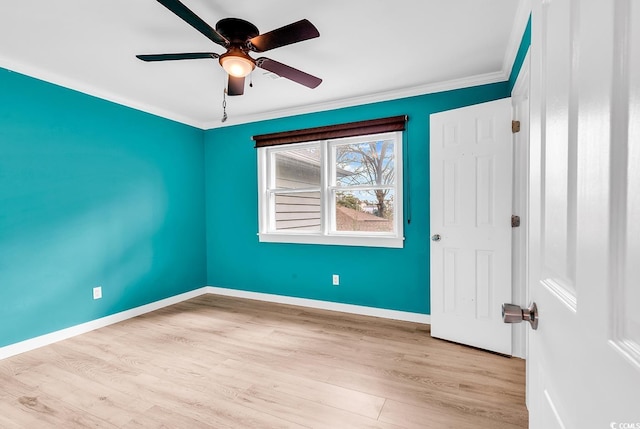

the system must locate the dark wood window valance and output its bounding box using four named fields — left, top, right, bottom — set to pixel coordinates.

left=253, top=115, right=408, bottom=148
